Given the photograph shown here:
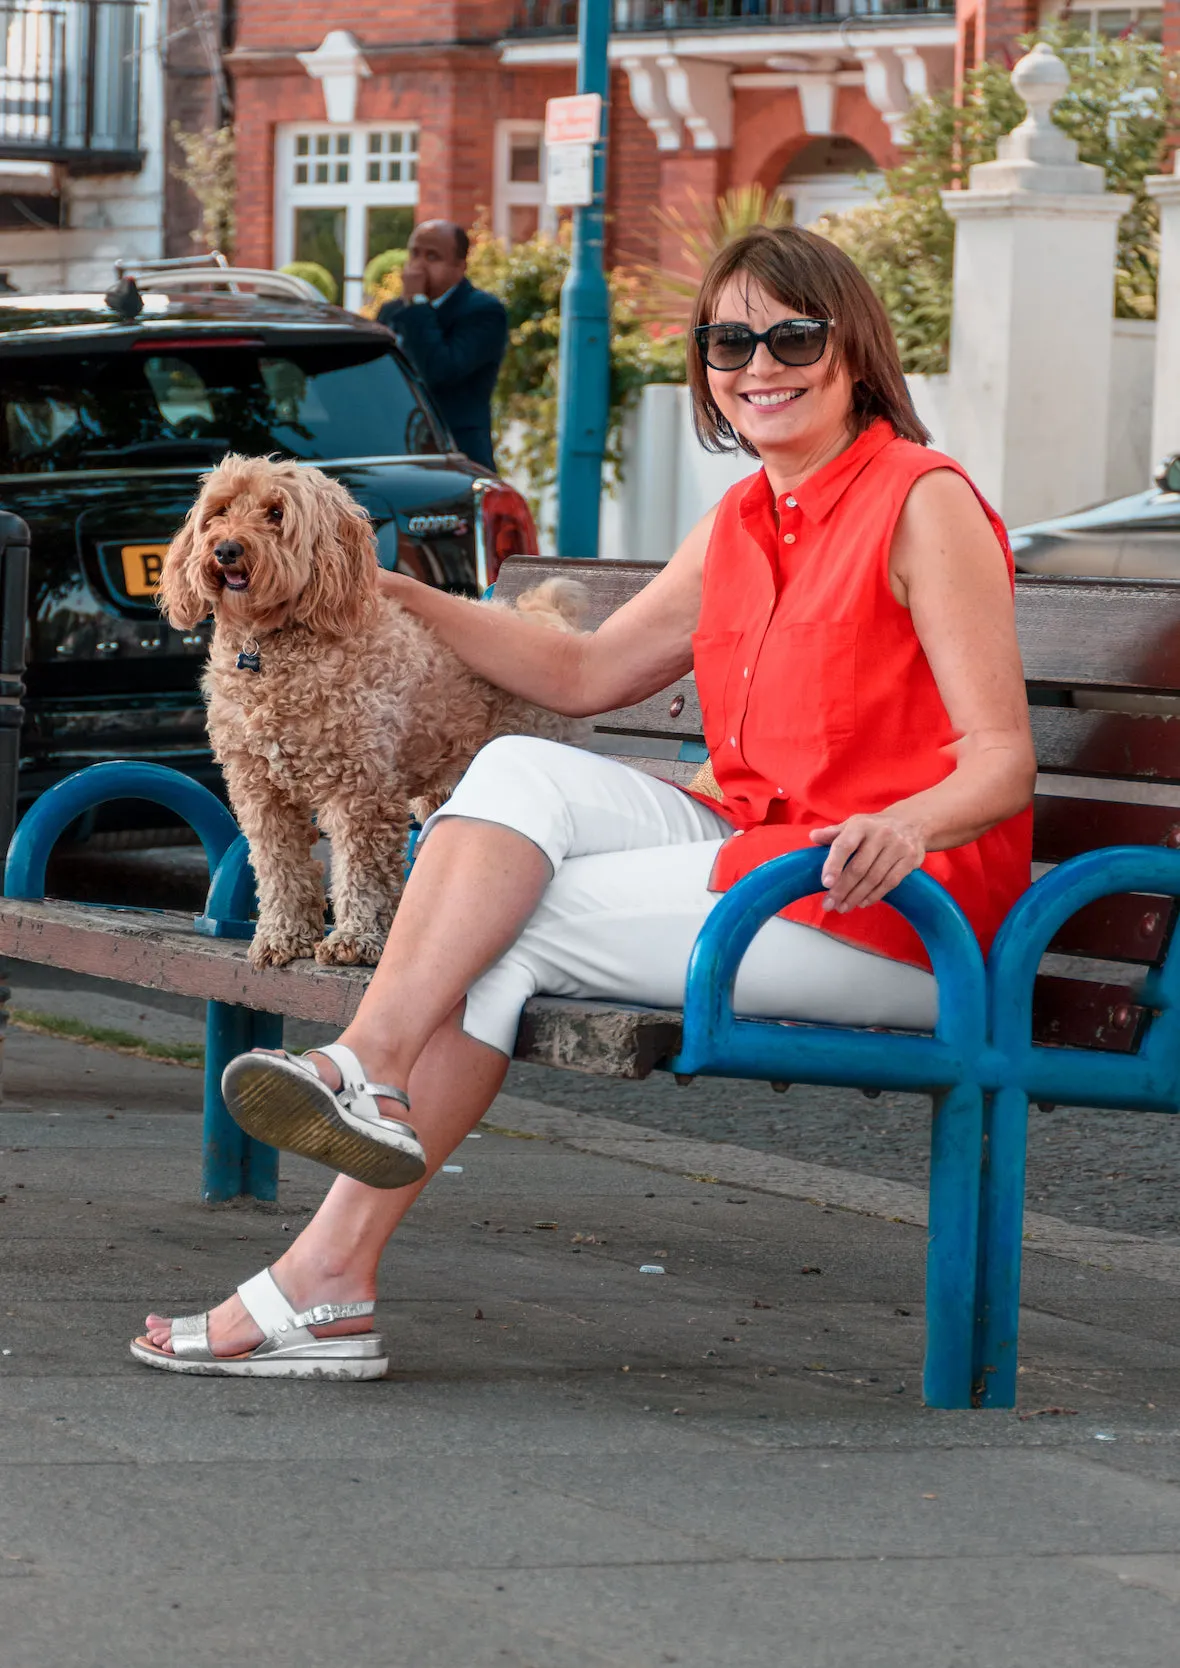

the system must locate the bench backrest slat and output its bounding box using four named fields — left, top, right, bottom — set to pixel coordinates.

left=1031, top=708, right=1180, bottom=785
left=1015, top=577, right=1180, bottom=694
